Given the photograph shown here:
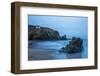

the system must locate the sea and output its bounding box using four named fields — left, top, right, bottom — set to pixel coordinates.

left=28, top=39, right=88, bottom=60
